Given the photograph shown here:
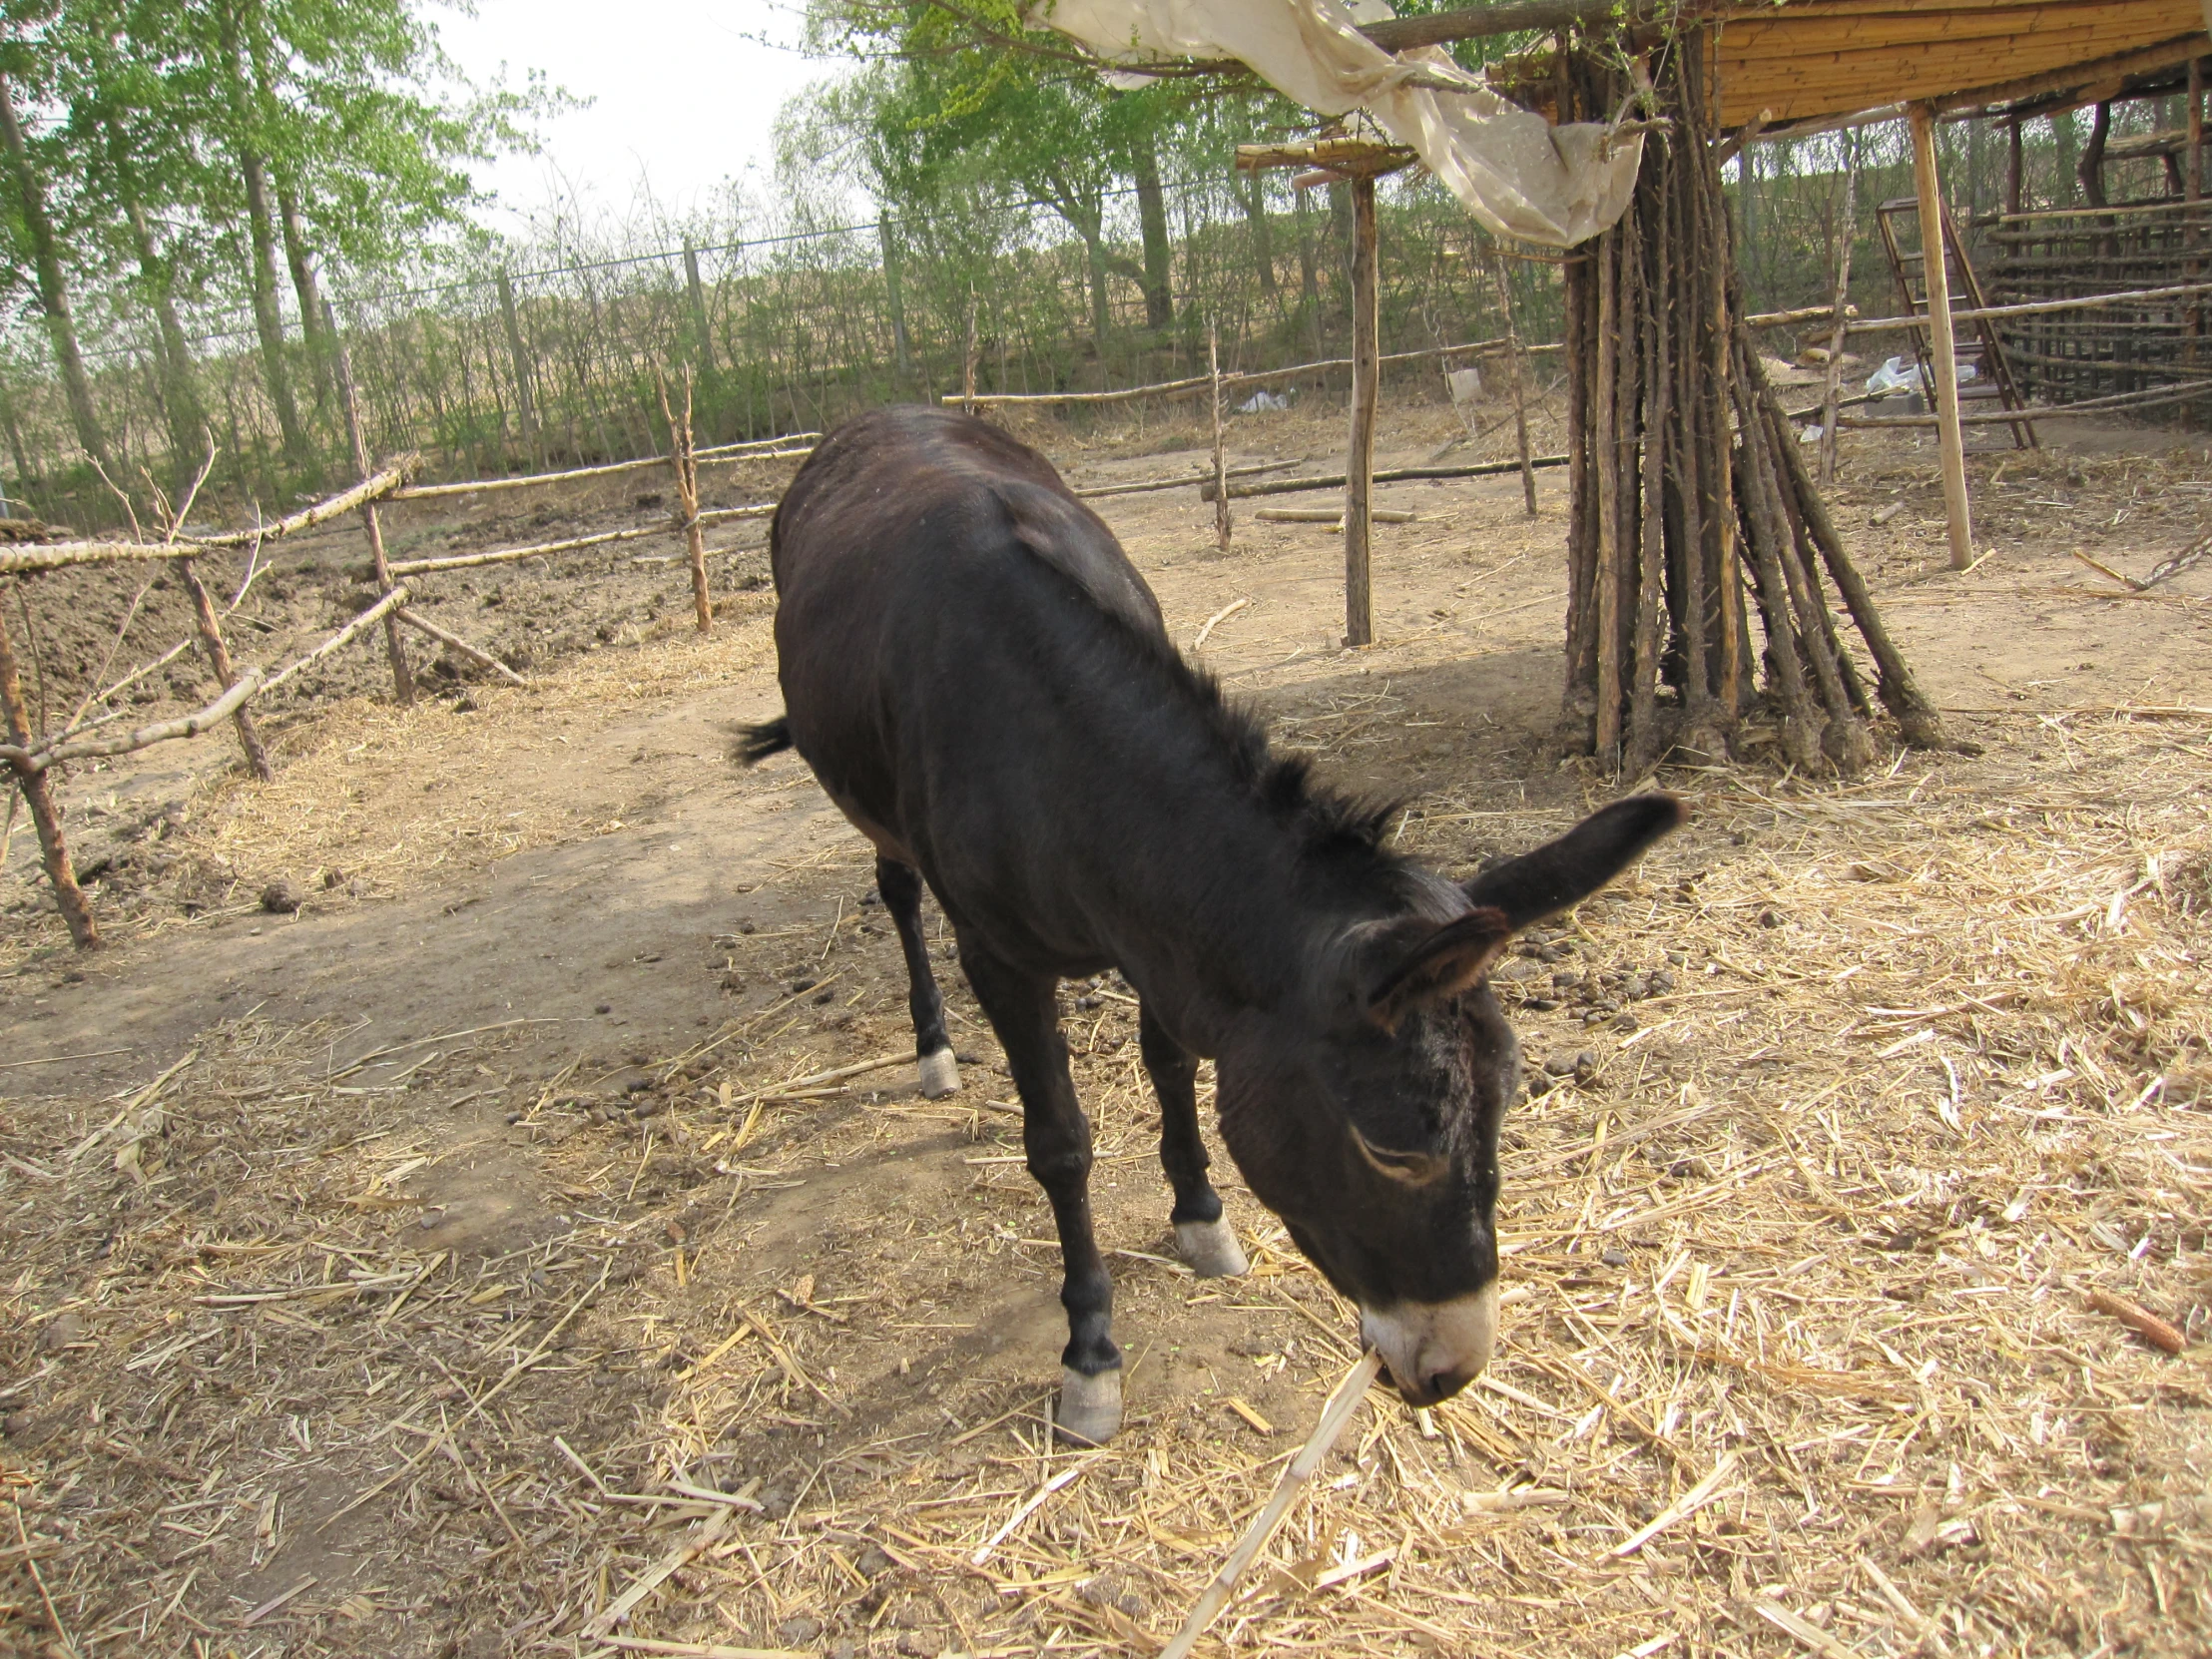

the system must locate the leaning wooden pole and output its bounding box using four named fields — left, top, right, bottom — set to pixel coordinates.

left=1345, top=174, right=1381, bottom=647
left=0, top=597, right=96, bottom=948
left=1909, top=103, right=1975, bottom=570
left=330, top=315, right=414, bottom=704
left=175, top=556, right=275, bottom=781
